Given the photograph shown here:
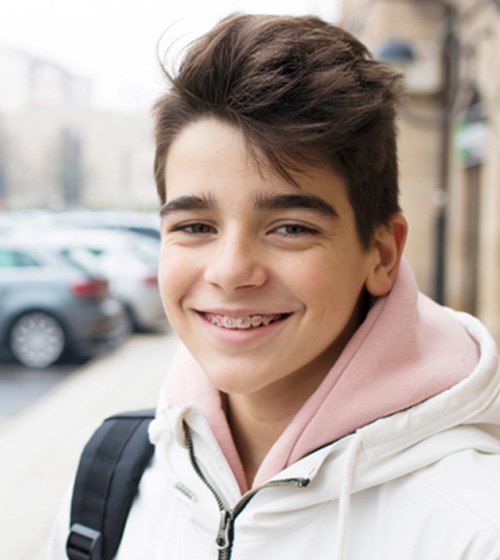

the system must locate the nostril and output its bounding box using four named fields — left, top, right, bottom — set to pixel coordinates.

left=204, top=260, right=267, bottom=291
